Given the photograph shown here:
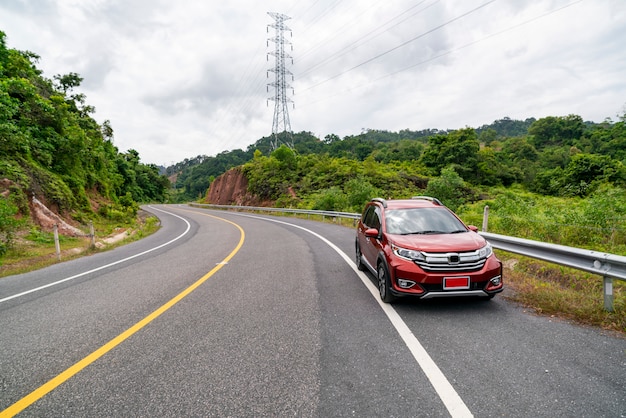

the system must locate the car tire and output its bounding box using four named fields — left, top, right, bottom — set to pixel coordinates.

left=378, top=263, right=395, bottom=303
left=355, top=242, right=366, bottom=271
